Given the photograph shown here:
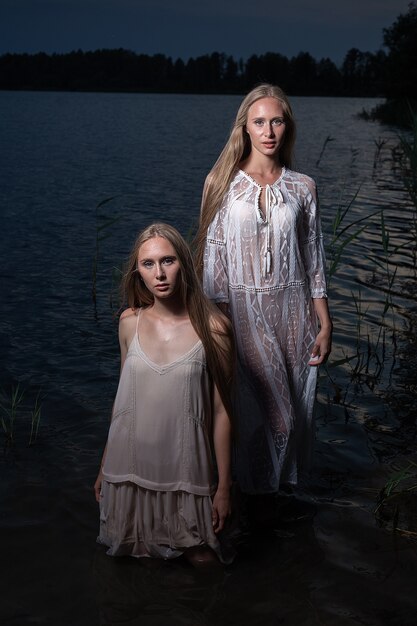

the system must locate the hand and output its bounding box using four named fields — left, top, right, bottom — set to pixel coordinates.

left=308, top=326, right=332, bottom=366
left=94, top=470, right=103, bottom=503
left=212, top=487, right=231, bottom=533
